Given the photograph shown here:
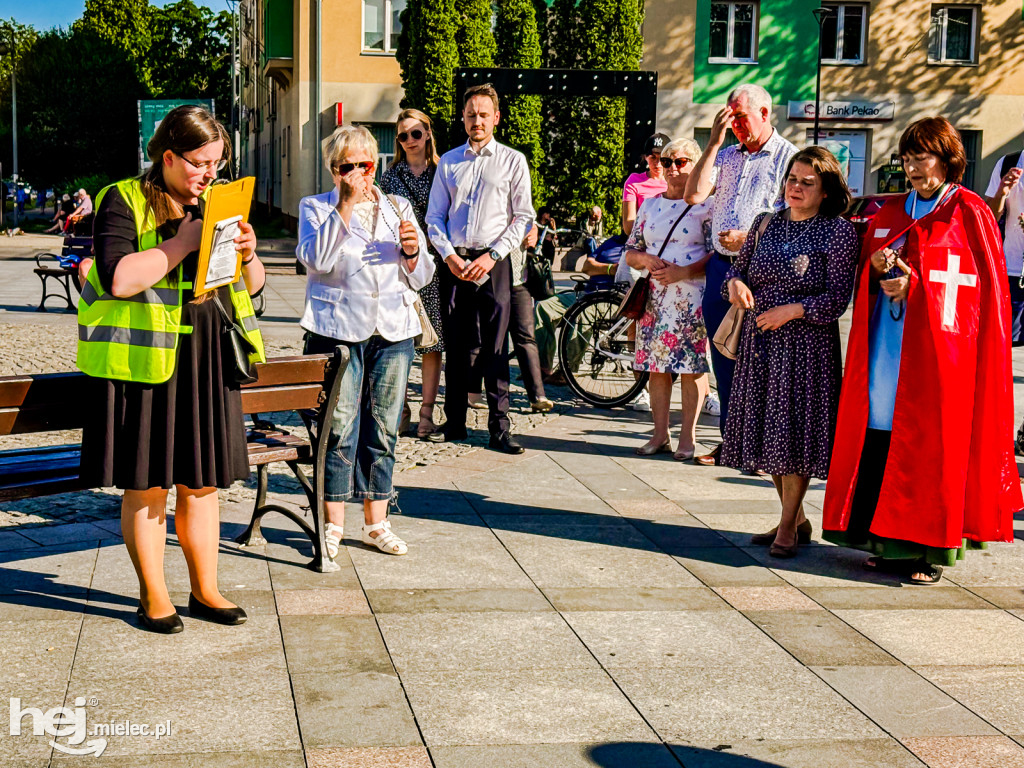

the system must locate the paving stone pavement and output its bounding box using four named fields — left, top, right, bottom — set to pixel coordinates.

left=2, top=235, right=1024, bottom=767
